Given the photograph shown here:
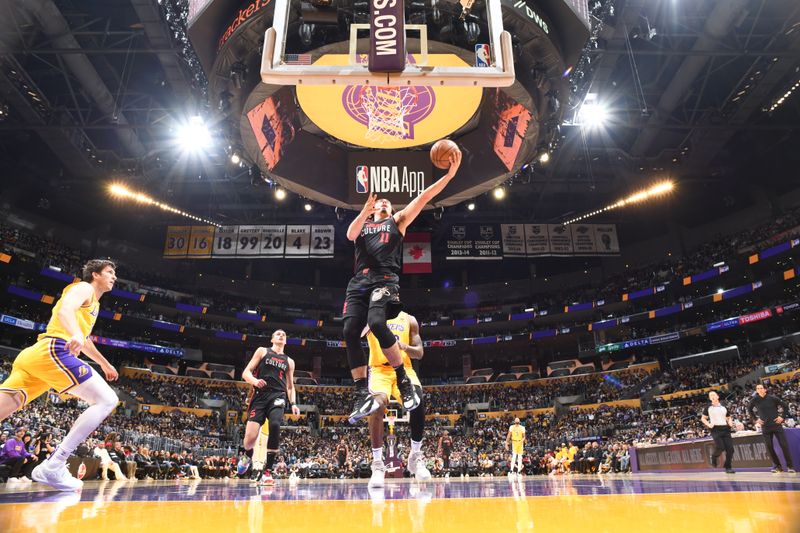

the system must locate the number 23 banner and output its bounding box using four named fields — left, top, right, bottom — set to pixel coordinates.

left=163, top=225, right=335, bottom=259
